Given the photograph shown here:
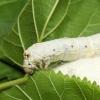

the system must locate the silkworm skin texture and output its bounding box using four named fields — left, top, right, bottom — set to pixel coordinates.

left=54, top=56, right=100, bottom=85
left=23, top=33, right=100, bottom=74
